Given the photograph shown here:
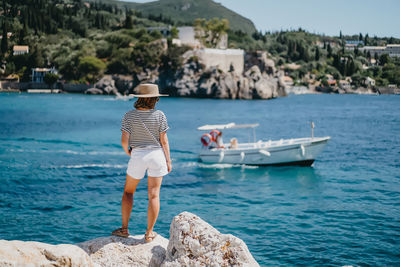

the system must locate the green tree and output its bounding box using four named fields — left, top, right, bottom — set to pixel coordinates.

left=125, top=14, right=133, bottom=29
left=364, top=33, right=369, bottom=45
left=194, top=18, right=229, bottom=48
left=44, top=73, right=59, bottom=89
left=1, top=23, right=8, bottom=55
left=327, top=43, right=332, bottom=58
left=170, top=26, right=179, bottom=39
left=315, top=47, right=320, bottom=61
left=379, top=54, right=390, bottom=66
left=78, top=56, right=106, bottom=83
